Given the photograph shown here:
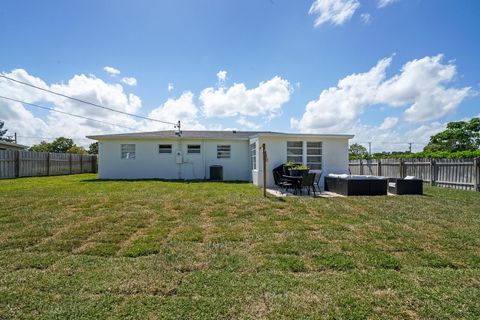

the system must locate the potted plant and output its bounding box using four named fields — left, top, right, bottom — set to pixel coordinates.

left=288, top=165, right=309, bottom=176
